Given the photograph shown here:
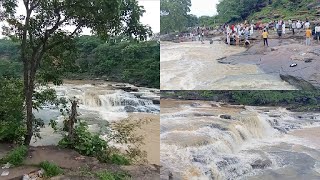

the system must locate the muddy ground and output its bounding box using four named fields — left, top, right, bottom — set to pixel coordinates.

left=0, top=145, right=160, bottom=180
